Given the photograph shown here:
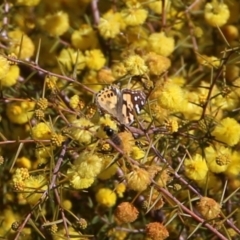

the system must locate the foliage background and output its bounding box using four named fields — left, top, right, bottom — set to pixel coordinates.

left=0, top=0, right=240, bottom=239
